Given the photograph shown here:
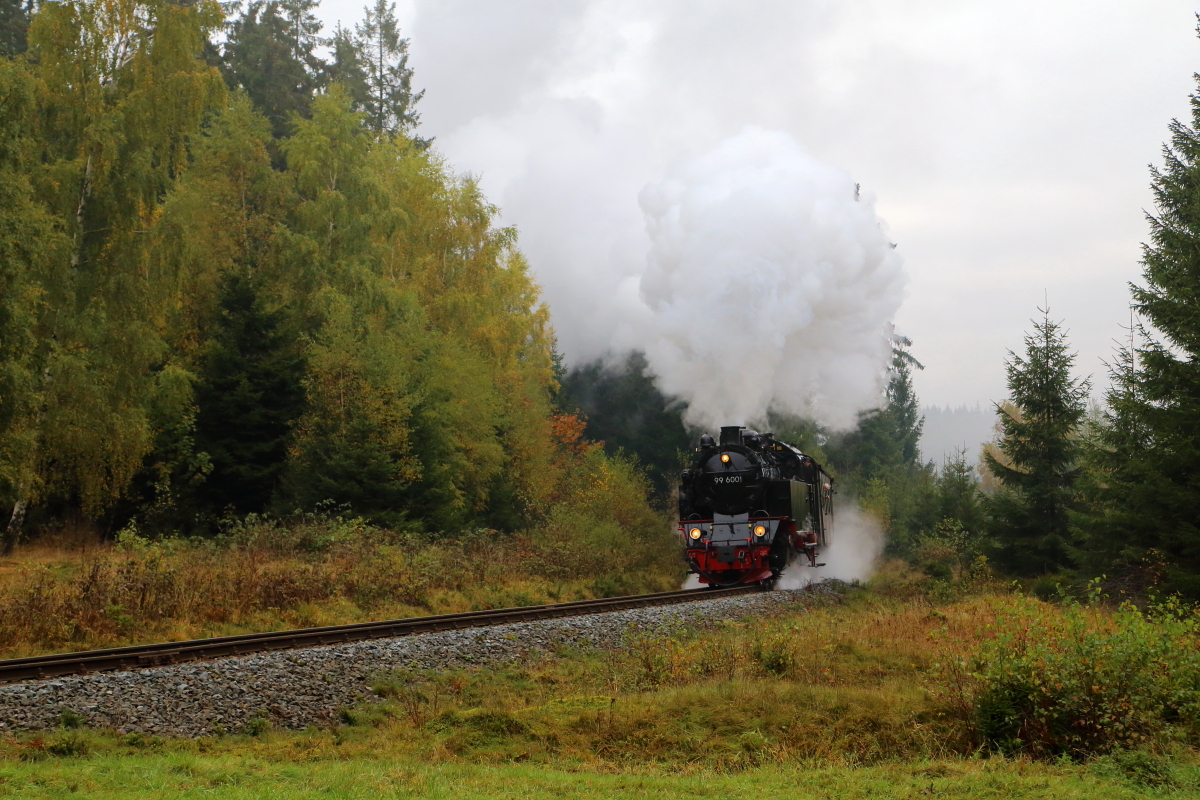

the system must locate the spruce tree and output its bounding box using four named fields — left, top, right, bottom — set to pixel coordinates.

left=830, top=336, right=935, bottom=554
left=935, top=448, right=984, bottom=537
left=1081, top=62, right=1200, bottom=596
left=324, top=23, right=370, bottom=108
left=984, top=310, right=1090, bottom=576
left=193, top=273, right=304, bottom=516
left=558, top=351, right=690, bottom=494
left=222, top=0, right=326, bottom=140
left=835, top=335, right=925, bottom=483
left=354, top=0, right=425, bottom=142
